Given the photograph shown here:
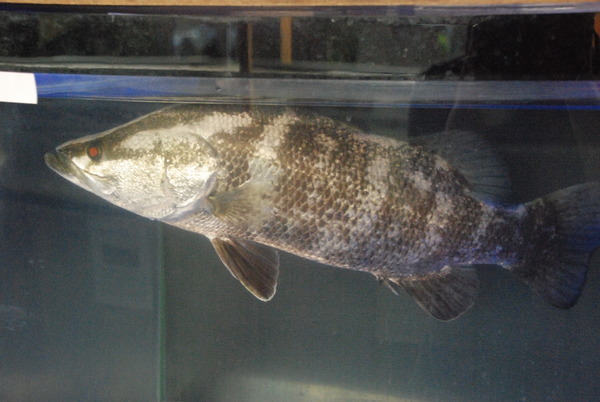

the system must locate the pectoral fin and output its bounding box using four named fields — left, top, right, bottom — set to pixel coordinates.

left=208, top=181, right=272, bottom=227
left=211, top=237, right=279, bottom=301
left=384, top=266, right=479, bottom=321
